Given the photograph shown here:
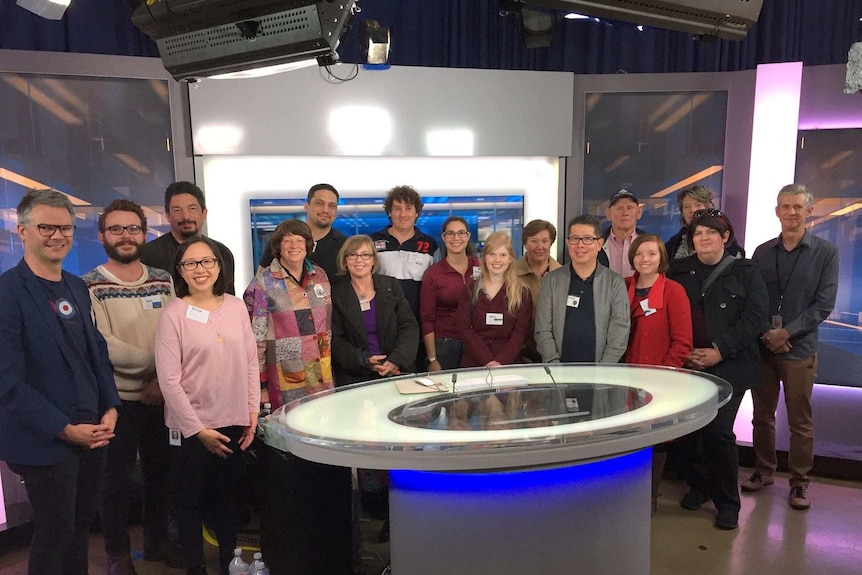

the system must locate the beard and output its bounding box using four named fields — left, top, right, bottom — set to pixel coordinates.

left=176, top=220, right=200, bottom=239
left=104, top=240, right=143, bottom=264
